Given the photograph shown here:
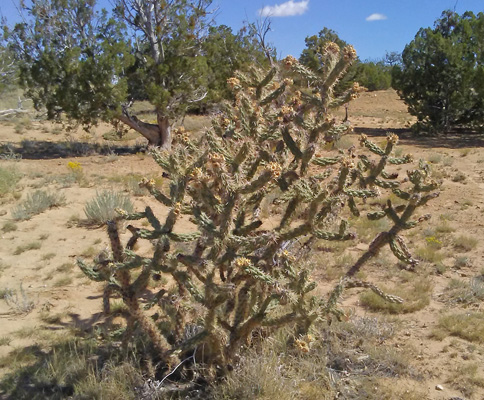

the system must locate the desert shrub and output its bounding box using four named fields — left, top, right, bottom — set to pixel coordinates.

left=83, top=190, right=134, bottom=226
left=78, top=49, right=439, bottom=386
left=0, top=165, right=21, bottom=197
left=445, top=275, right=484, bottom=305
left=11, top=190, right=66, bottom=220
left=3, top=285, right=35, bottom=314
